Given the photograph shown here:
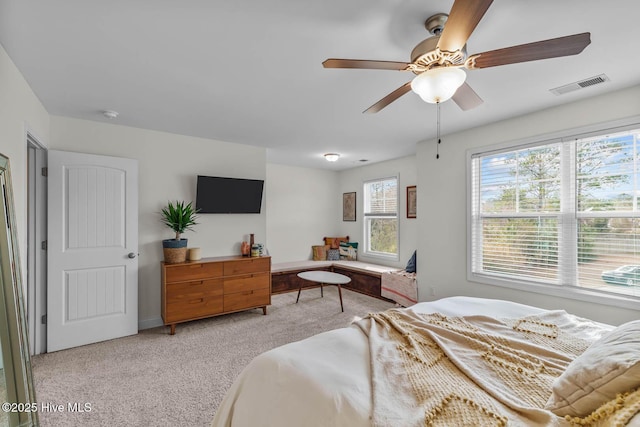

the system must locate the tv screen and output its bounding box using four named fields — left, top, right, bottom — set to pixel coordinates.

left=196, top=175, right=264, bottom=214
